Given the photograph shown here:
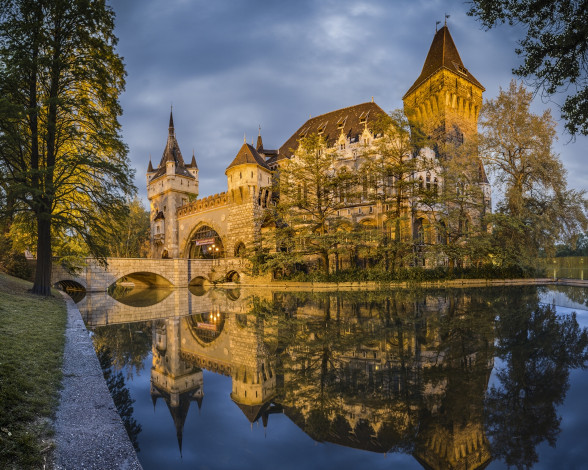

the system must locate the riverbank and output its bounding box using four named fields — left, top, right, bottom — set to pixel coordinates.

left=0, top=272, right=141, bottom=469
left=0, top=272, right=66, bottom=469
left=238, top=277, right=588, bottom=290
